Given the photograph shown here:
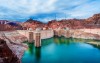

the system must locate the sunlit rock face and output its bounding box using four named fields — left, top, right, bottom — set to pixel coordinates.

left=86, top=13, right=100, bottom=24
left=47, top=20, right=61, bottom=29
left=0, top=31, right=28, bottom=60
left=47, top=19, right=85, bottom=29
left=48, top=14, right=100, bottom=29
left=0, top=39, right=20, bottom=63
left=84, top=13, right=100, bottom=28
left=22, top=18, right=45, bottom=30
left=0, top=31, right=28, bottom=44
